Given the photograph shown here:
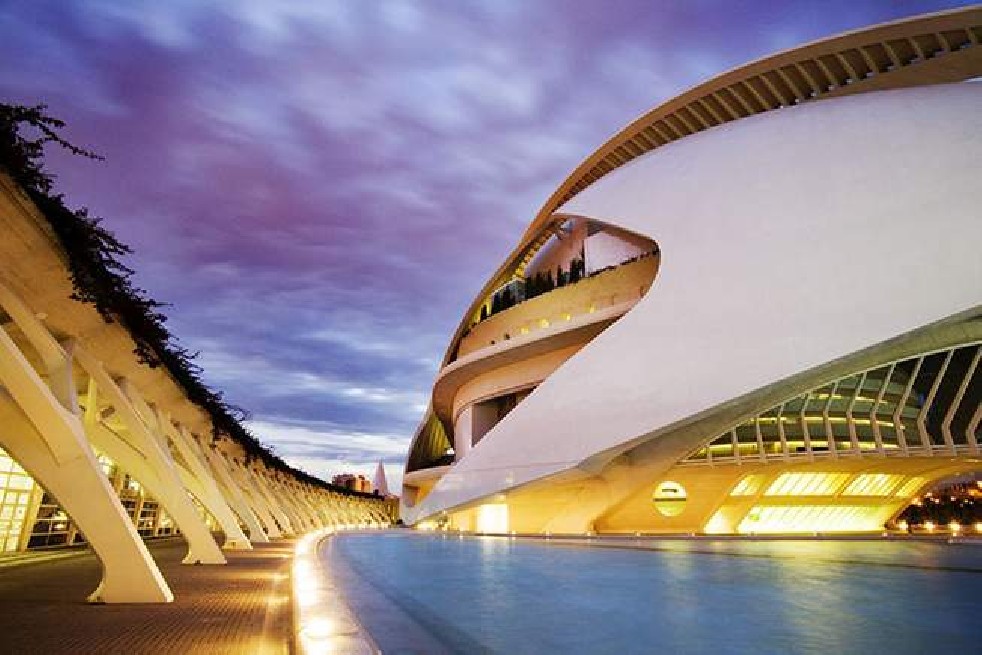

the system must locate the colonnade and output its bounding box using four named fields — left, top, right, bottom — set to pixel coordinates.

left=0, top=174, right=394, bottom=603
